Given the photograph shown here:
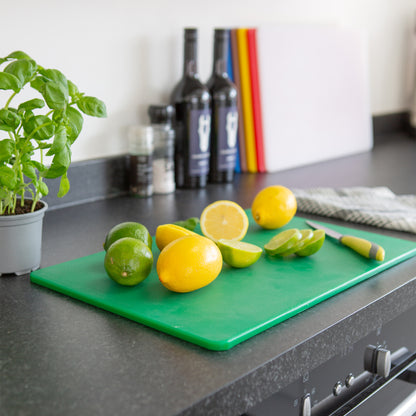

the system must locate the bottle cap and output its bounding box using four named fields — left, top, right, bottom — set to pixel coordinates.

left=214, top=29, right=229, bottom=40
left=184, top=28, right=197, bottom=40
left=148, top=105, right=175, bottom=125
